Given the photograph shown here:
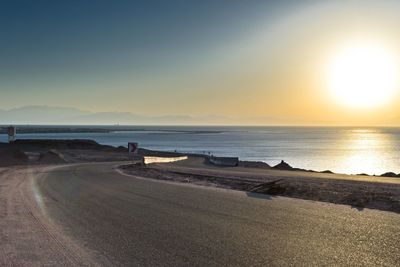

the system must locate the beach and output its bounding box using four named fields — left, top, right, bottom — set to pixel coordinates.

left=0, top=138, right=399, bottom=213
left=0, top=139, right=399, bottom=265
left=2, top=126, right=400, bottom=175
